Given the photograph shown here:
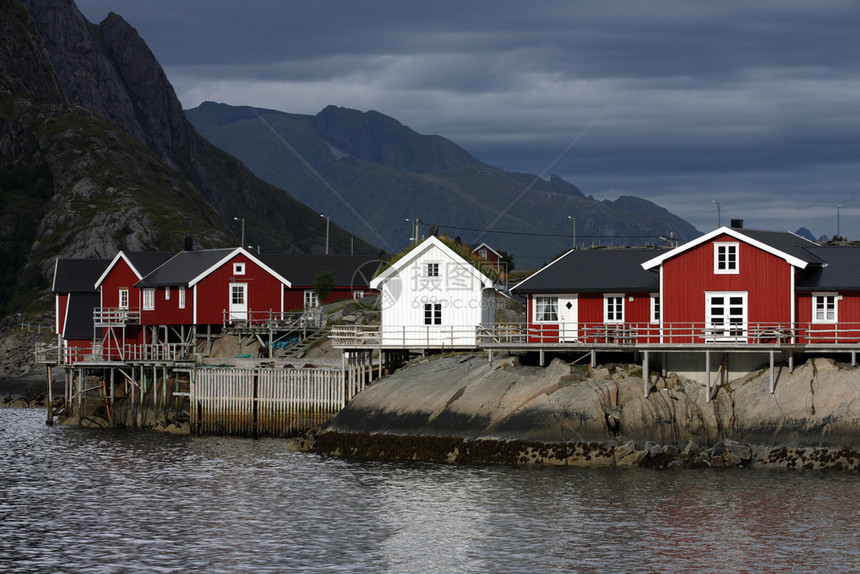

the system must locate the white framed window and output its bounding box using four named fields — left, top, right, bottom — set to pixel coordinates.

left=812, top=293, right=838, bottom=323
left=118, top=289, right=129, bottom=310
left=424, top=303, right=441, bottom=325
left=142, top=288, right=155, bottom=311
left=353, top=291, right=365, bottom=300
left=479, top=248, right=488, bottom=259
left=714, top=242, right=739, bottom=274
left=233, top=262, right=246, bottom=275
left=604, top=294, right=624, bottom=323
left=304, top=290, right=319, bottom=308
left=426, top=262, right=440, bottom=277
left=178, top=286, right=186, bottom=309
left=534, top=296, right=558, bottom=322
left=650, top=294, right=660, bottom=323
left=706, top=291, right=747, bottom=341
